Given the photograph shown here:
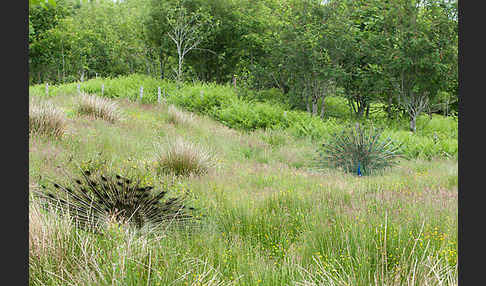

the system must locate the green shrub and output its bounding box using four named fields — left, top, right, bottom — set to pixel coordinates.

left=417, top=114, right=458, bottom=139
left=217, top=101, right=288, bottom=131
left=251, top=88, right=291, bottom=108
left=384, top=130, right=457, bottom=160
left=29, top=99, right=67, bottom=138
left=168, top=83, right=235, bottom=115
left=318, top=123, right=402, bottom=175
left=323, top=96, right=351, bottom=119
